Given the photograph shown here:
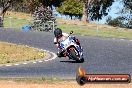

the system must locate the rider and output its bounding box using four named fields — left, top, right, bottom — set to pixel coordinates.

left=54, top=28, right=81, bottom=57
